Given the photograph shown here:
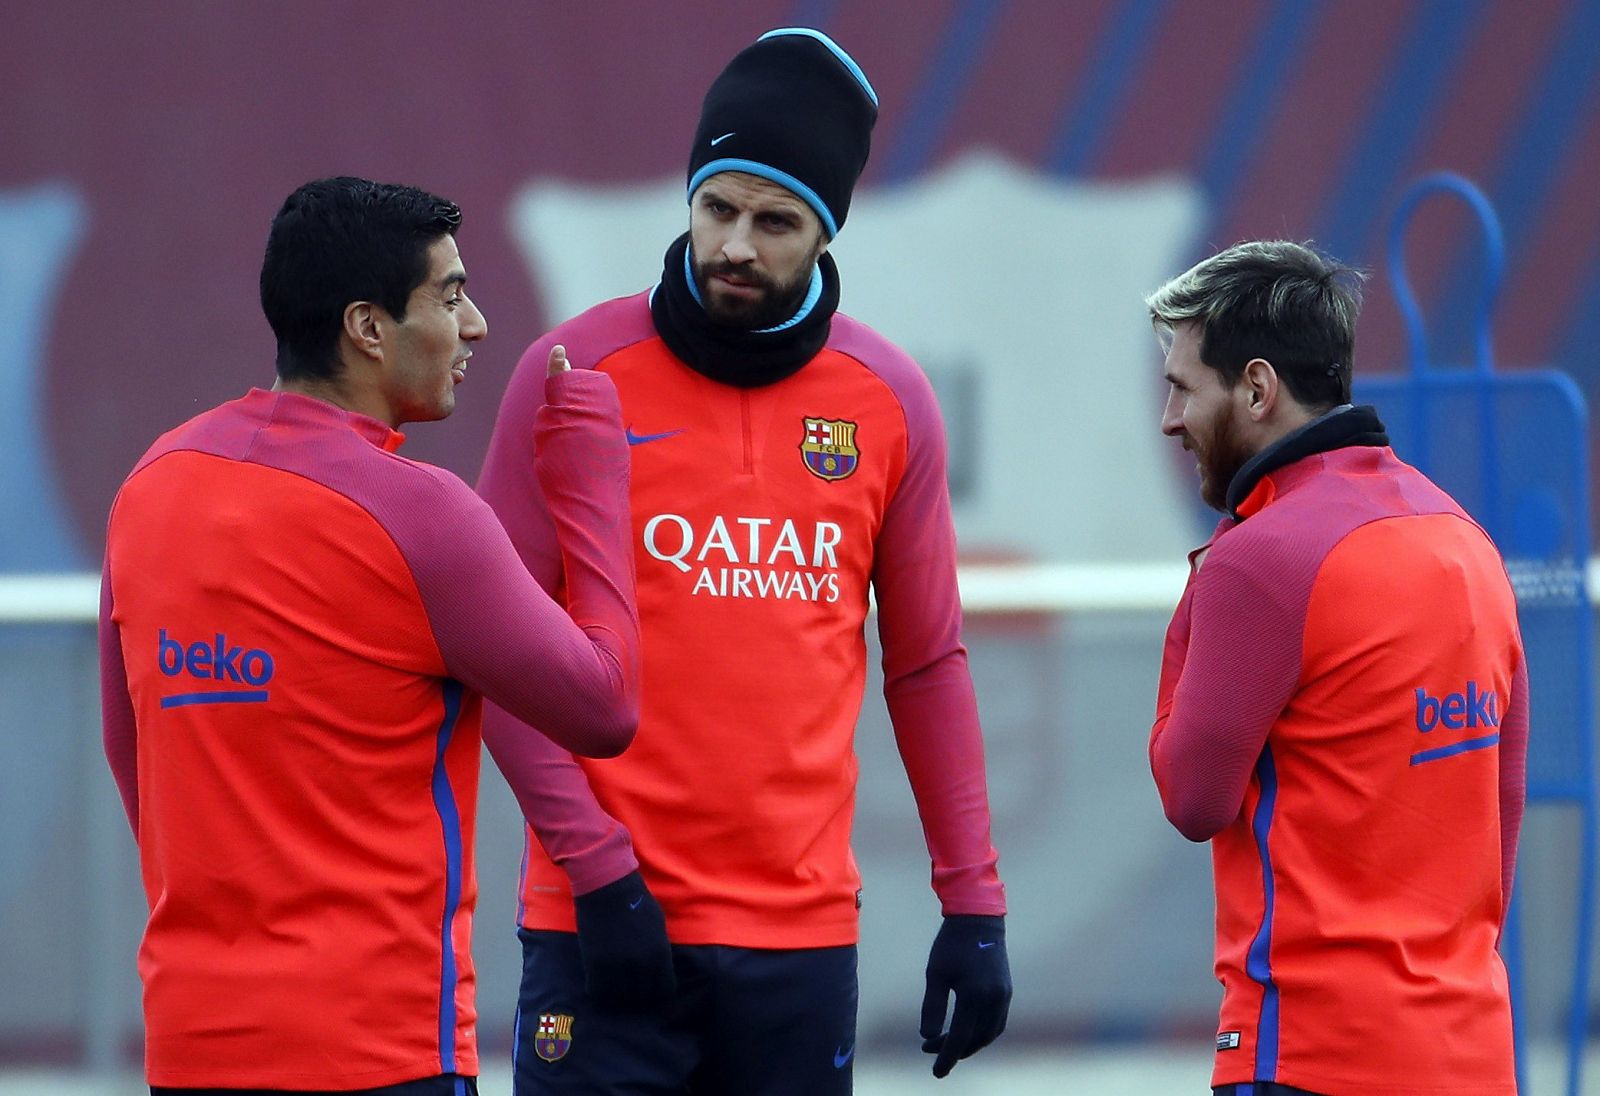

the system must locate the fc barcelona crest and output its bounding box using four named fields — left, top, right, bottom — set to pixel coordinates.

left=800, top=417, right=860, bottom=481
left=534, top=1012, right=574, bottom=1062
